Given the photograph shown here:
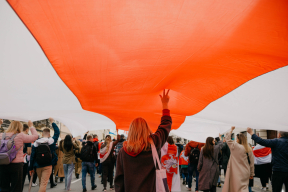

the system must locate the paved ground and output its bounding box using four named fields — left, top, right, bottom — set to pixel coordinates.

left=23, top=169, right=284, bottom=192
